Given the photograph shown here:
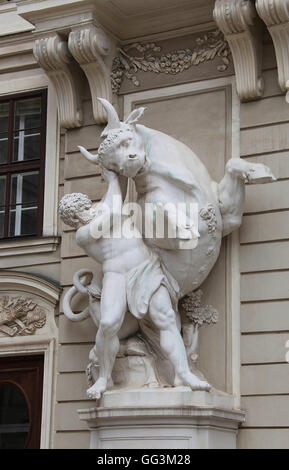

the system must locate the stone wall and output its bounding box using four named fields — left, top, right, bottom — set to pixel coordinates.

left=238, top=56, right=289, bottom=448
